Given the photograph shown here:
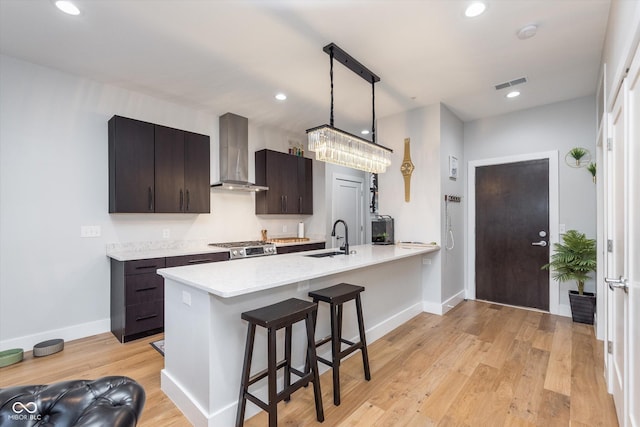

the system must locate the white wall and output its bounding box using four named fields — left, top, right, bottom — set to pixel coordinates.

left=377, top=105, right=444, bottom=309
left=439, top=105, right=465, bottom=304
left=464, top=96, right=597, bottom=309
left=0, top=55, right=325, bottom=349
